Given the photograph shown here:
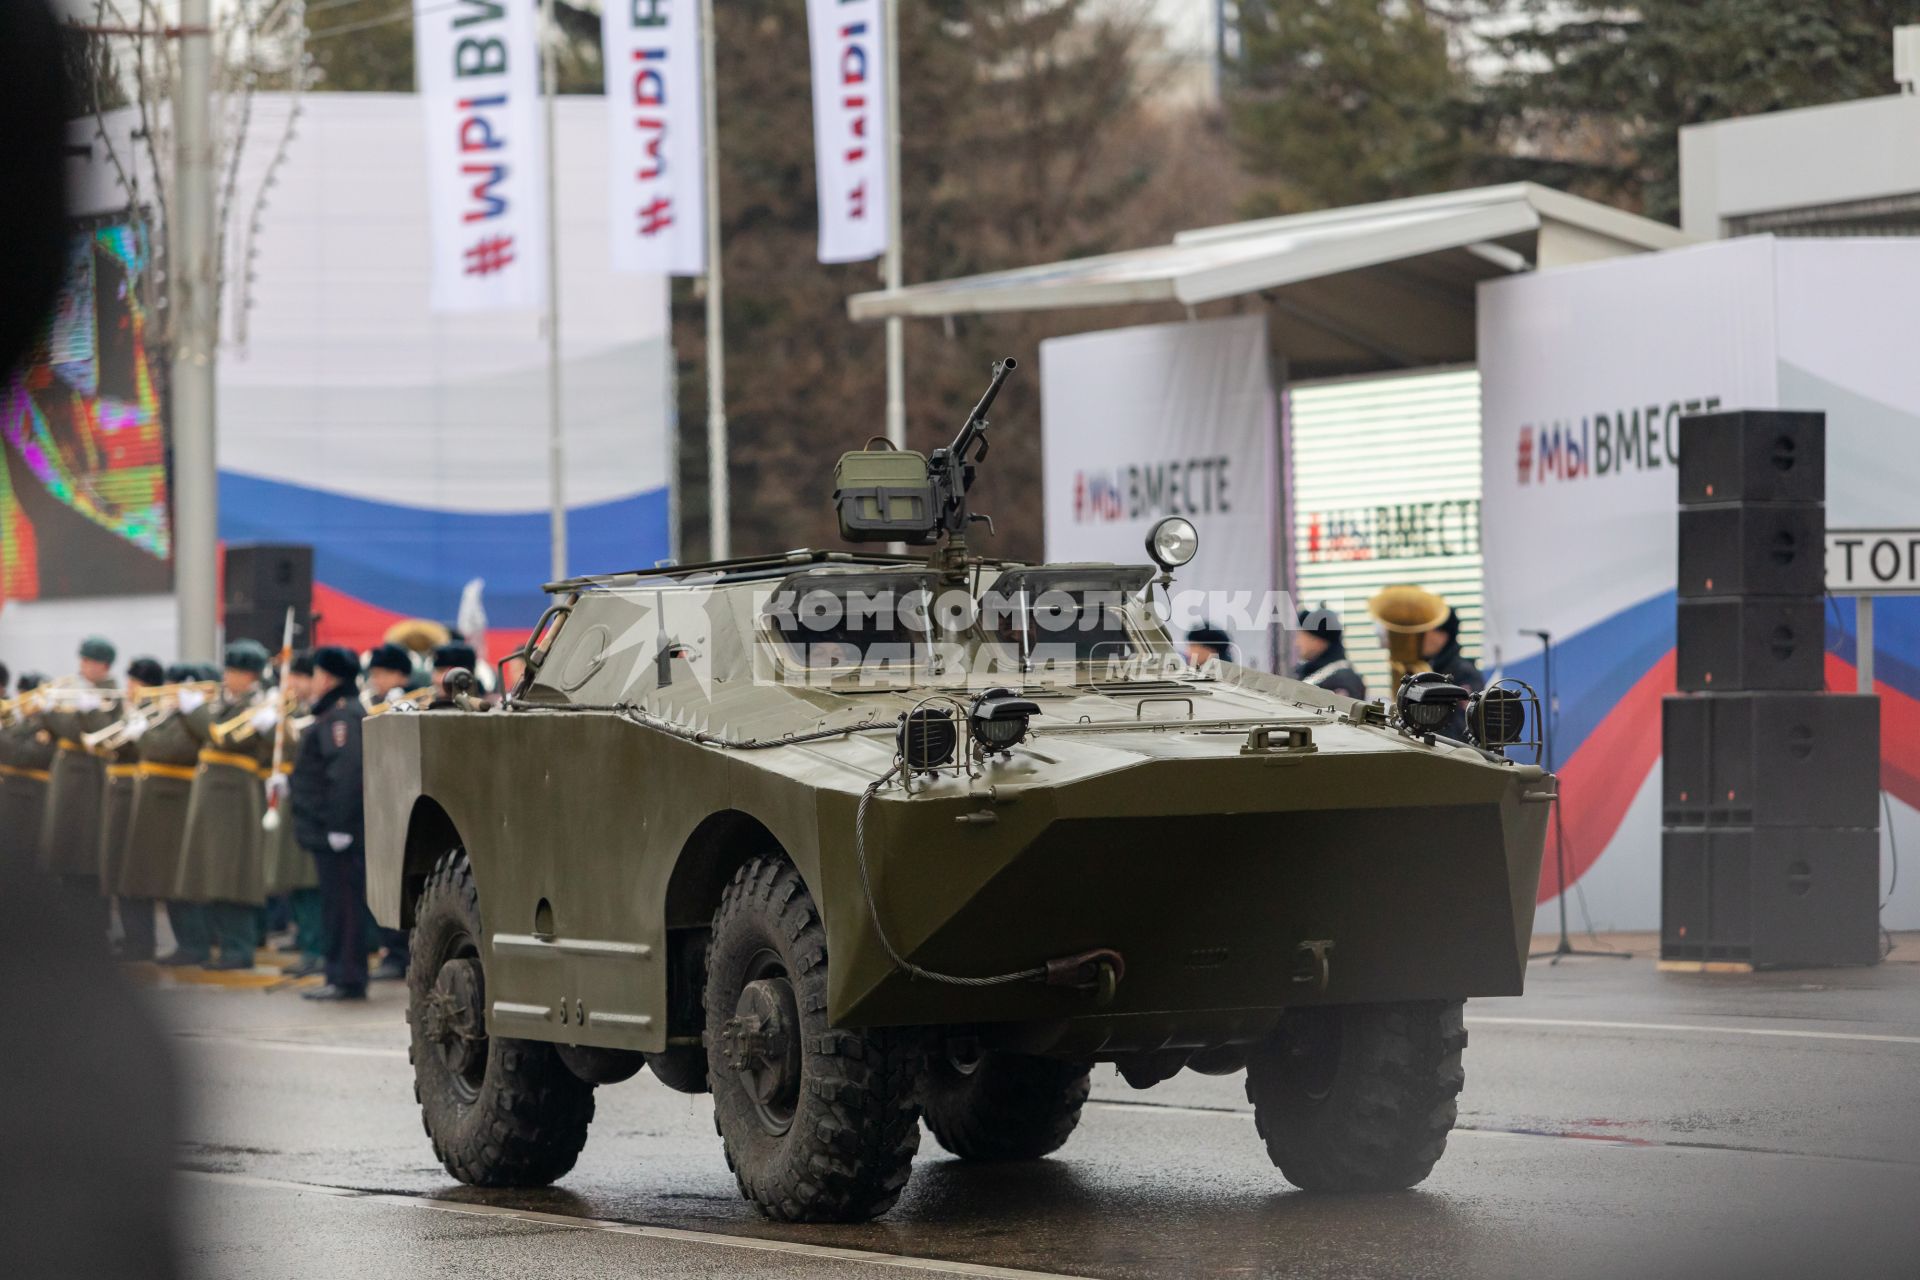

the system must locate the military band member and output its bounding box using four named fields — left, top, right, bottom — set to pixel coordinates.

left=173, top=640, right=276, bottom=970
left=131, top=665, right=219, bottom=967
left=294, top=646, right=369, bottom=1001
left=99, top=656, right=166, bottom=960
left=36, top=636, right=119, bottom=936
left=261, top=652, right=325, bottom=977
left=0, top=671, right=54, bottom=870
left=429, top=641, right=478, bottom=708
left=363, top=643, right=413, bottom=711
